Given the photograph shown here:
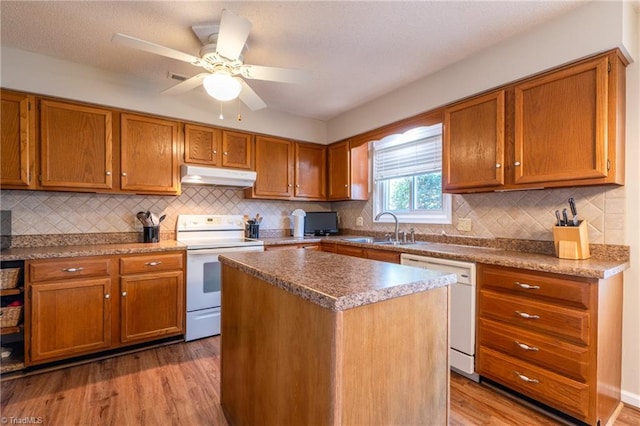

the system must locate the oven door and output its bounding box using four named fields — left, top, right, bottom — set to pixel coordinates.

left=186, top=246, right=263, bottom=312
